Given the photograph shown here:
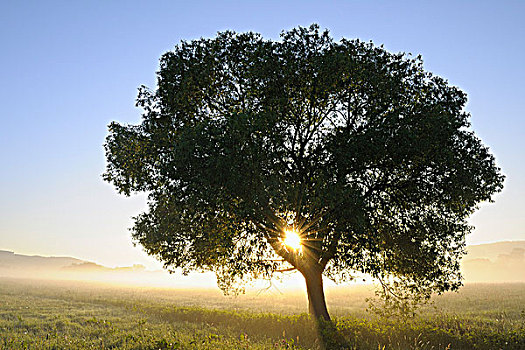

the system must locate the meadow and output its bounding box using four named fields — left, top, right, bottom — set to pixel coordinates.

left=0, top=278, right=524, bottom=349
